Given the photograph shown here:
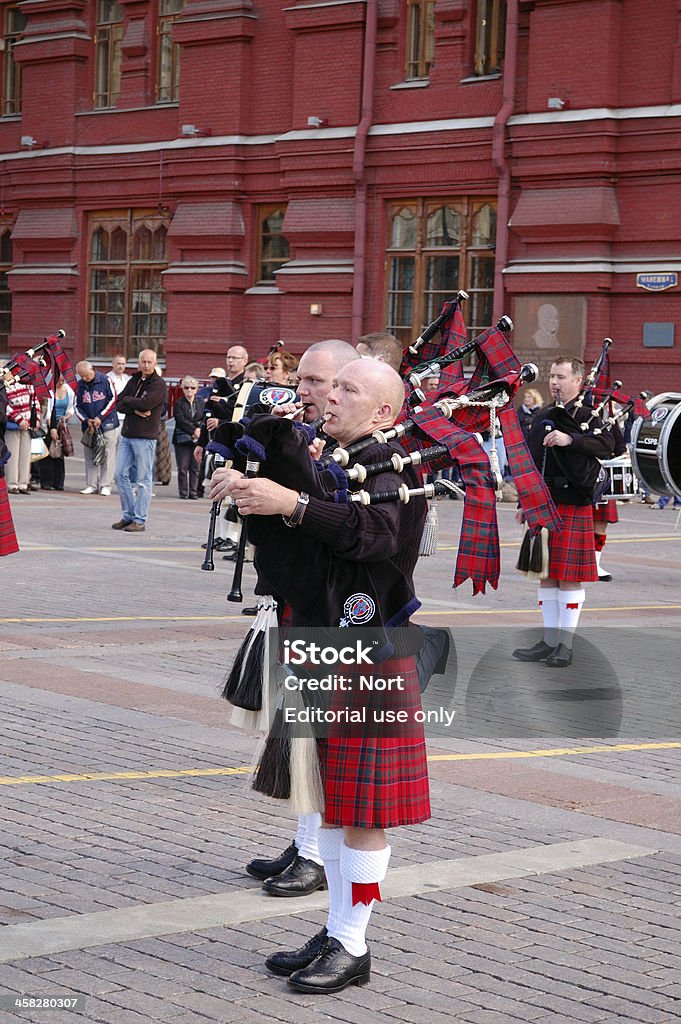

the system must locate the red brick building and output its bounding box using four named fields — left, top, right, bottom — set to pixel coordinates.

left=0, top=0, right=679, bottom=392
